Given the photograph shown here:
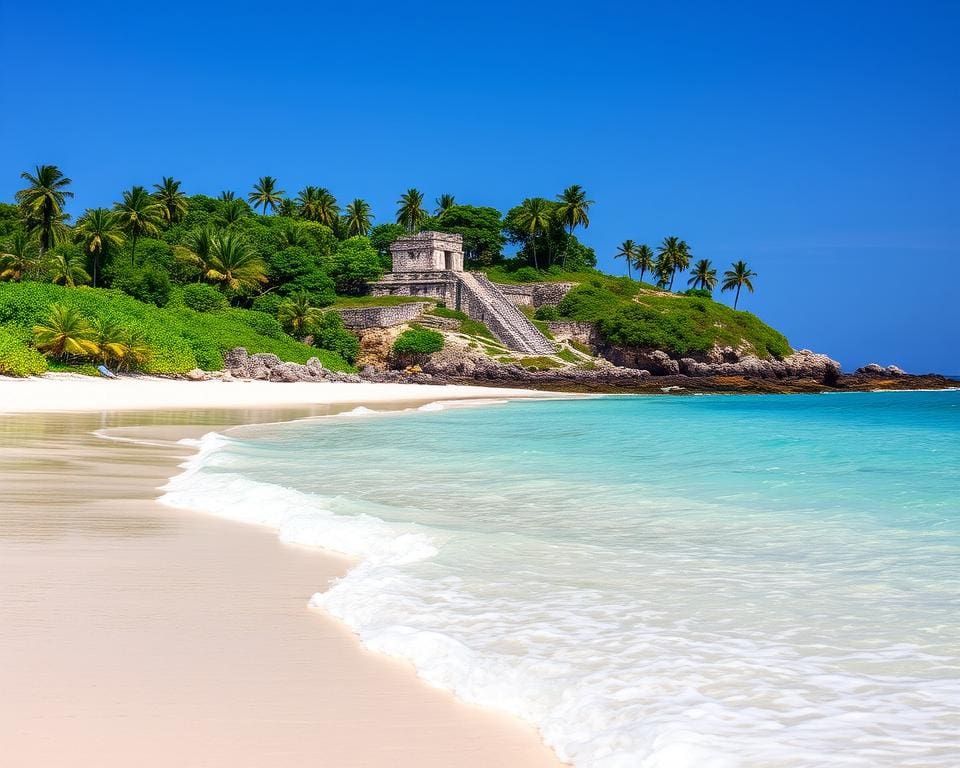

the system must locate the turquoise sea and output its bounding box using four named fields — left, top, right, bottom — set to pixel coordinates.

left=162, top=391, right=960, bottom=767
